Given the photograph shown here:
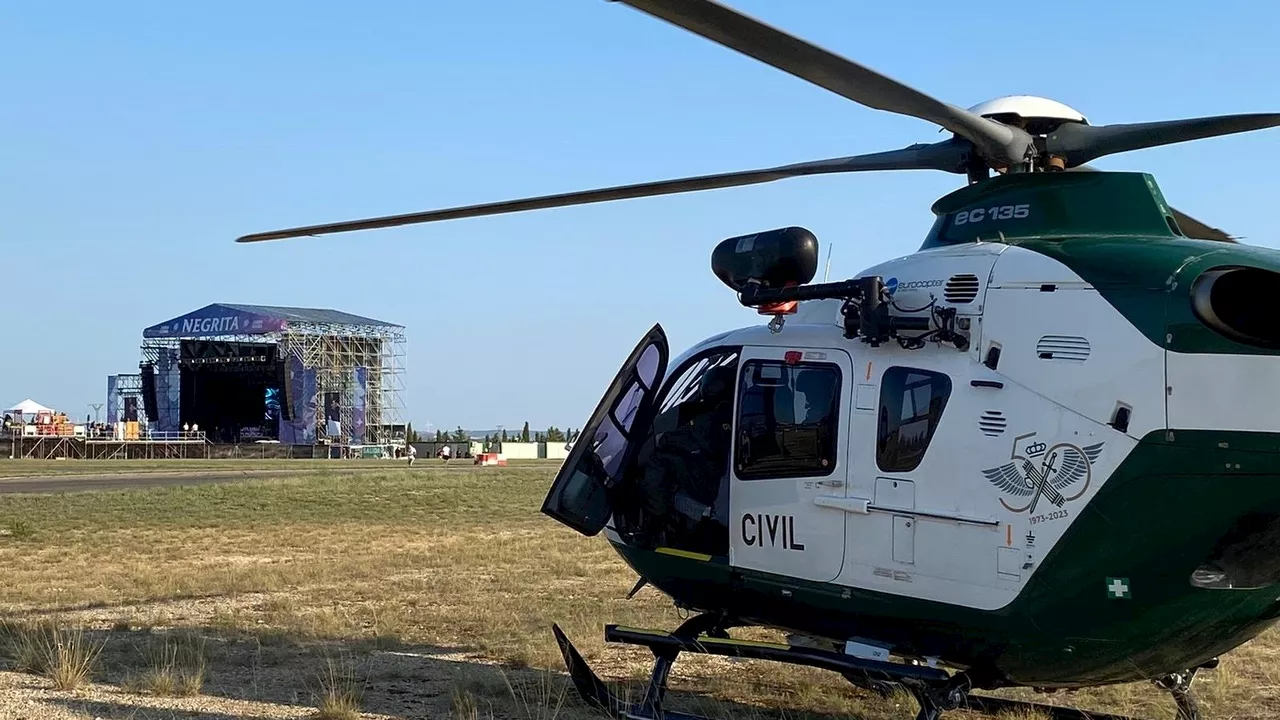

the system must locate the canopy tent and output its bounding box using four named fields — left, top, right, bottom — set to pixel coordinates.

left=6, top=399, right=54, bottom=416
